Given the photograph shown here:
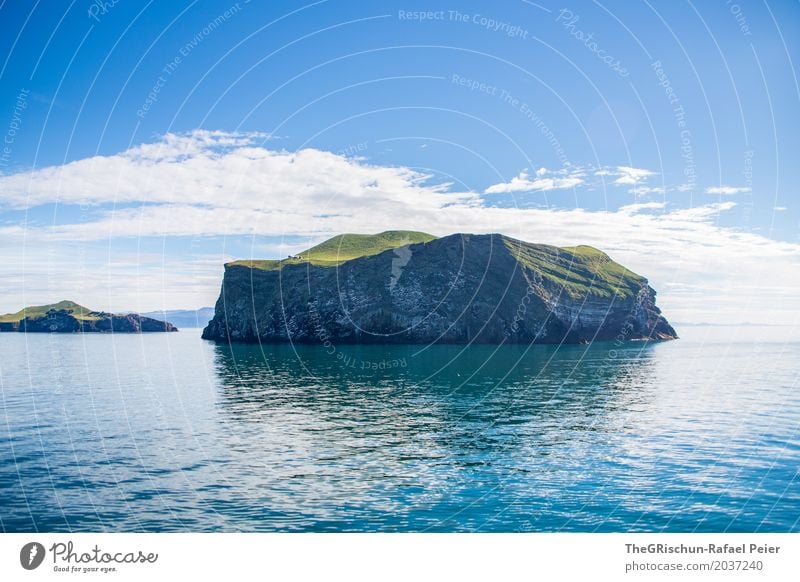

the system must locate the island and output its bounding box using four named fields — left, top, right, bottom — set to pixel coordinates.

left=202, top=231, right=677, bottom=344
left=0, top=301, right=178, bottom=333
